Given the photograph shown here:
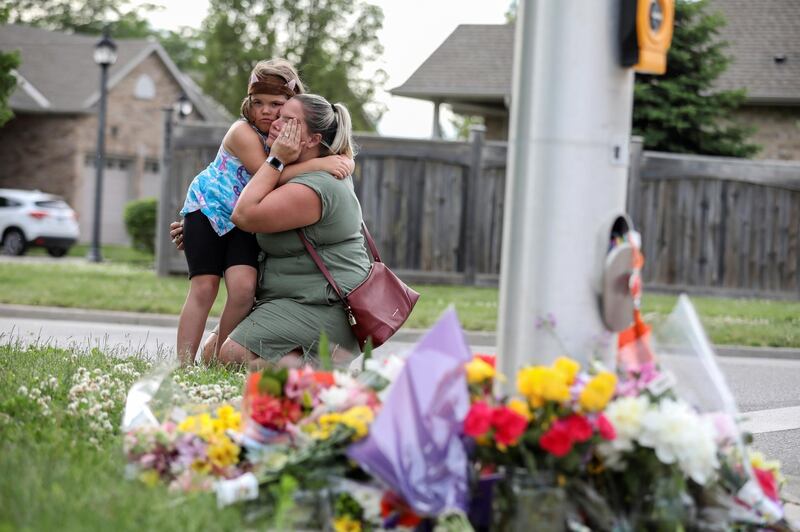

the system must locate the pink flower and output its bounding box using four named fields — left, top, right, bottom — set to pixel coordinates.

left=753, top=467, right=780, bottom=502
left=596, top=413, right=616, bottom=440
left=464, top=401, right=493, bottom=438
